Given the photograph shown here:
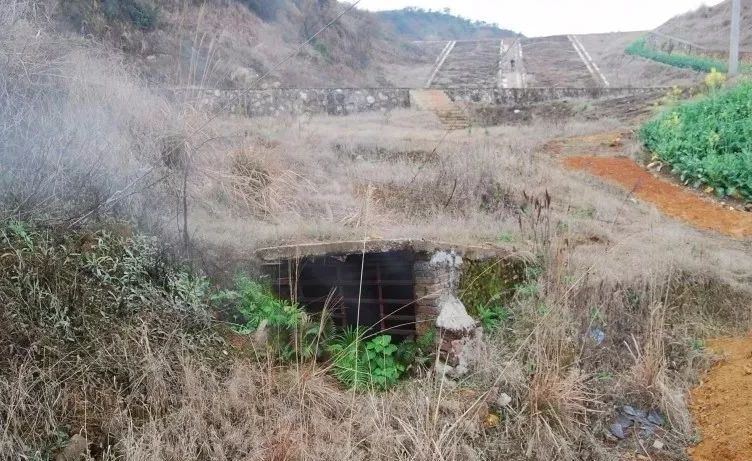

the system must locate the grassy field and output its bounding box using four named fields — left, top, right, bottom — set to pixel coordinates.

left=641, top=82, right=752, bottom=199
